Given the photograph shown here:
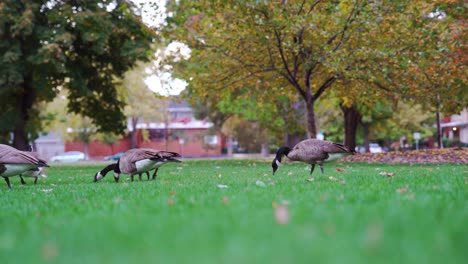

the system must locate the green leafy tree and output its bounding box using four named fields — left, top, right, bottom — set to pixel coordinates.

left=0, top=0, right=155, bottom=149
